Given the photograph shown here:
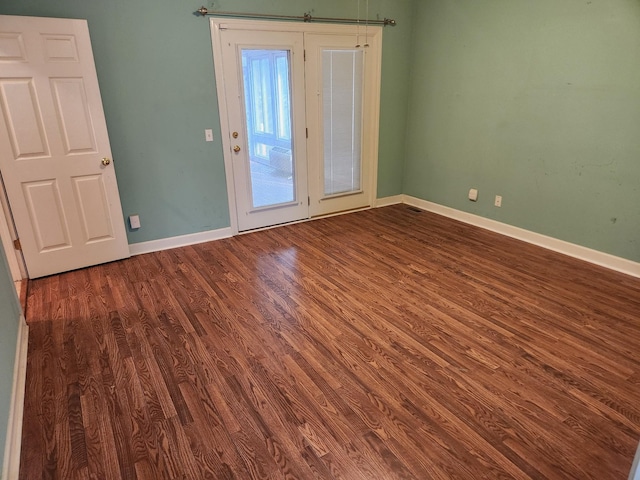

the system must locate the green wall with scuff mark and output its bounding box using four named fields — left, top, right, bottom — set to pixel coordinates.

left=403, top=0, right=640, bottom=261
left=1, top=0, right=637, bottom=261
